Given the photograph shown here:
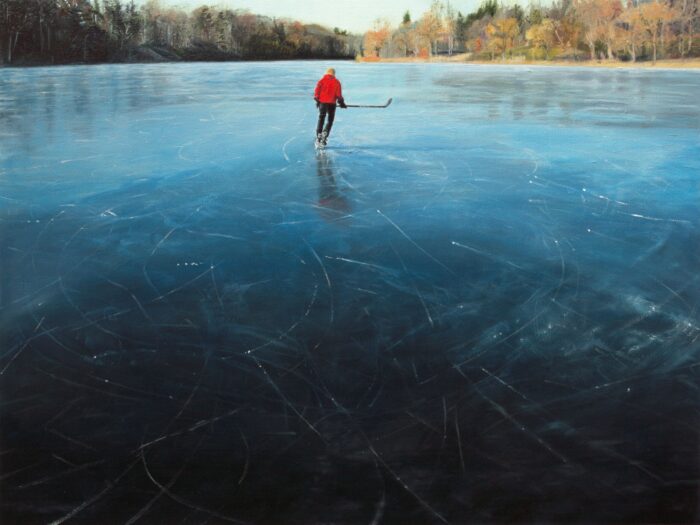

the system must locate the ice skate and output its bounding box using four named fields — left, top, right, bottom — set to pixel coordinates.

left=314, top=133, right=324, bottom=150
